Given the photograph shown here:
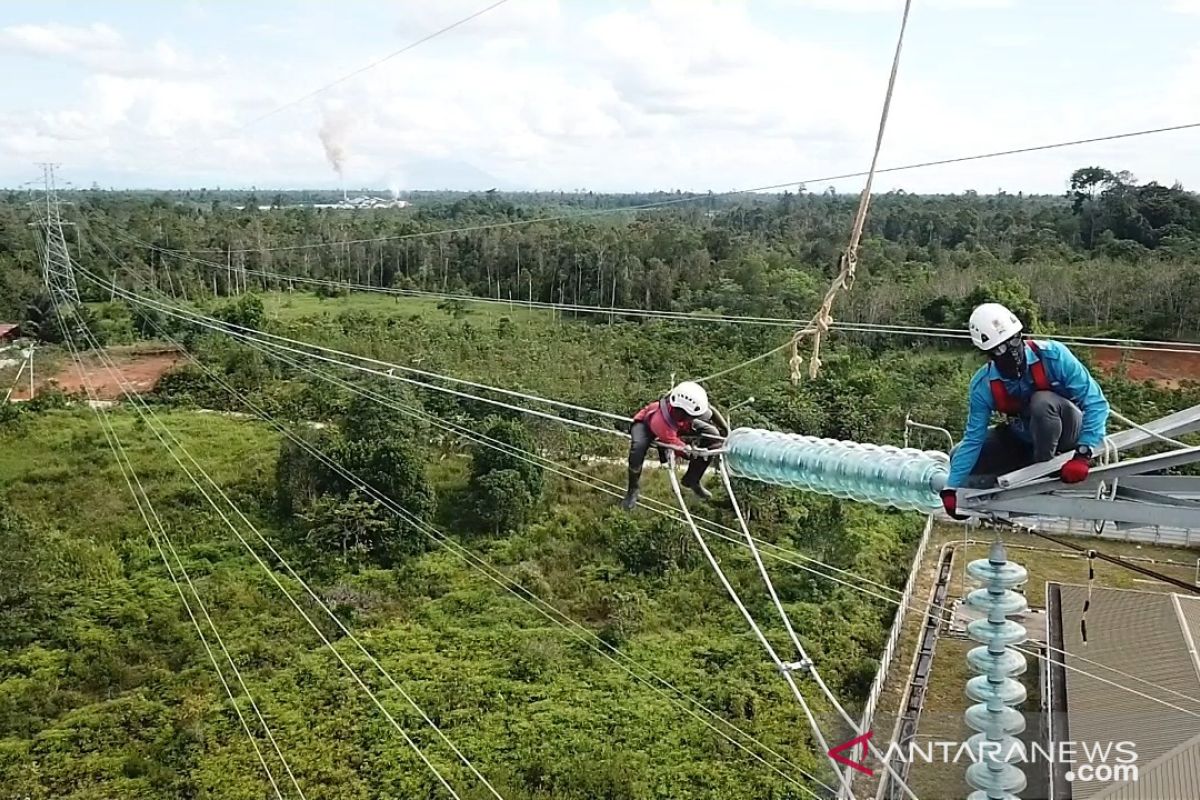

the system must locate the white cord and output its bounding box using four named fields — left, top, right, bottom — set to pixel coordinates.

left=666, top=453, right=859, bottom=799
